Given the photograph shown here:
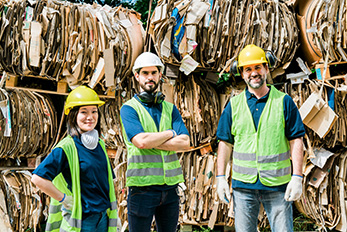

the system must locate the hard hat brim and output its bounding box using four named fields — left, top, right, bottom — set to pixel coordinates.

left=238, top=60, right=267, bottom=68
left=64, top=100, right=105, bottom=115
